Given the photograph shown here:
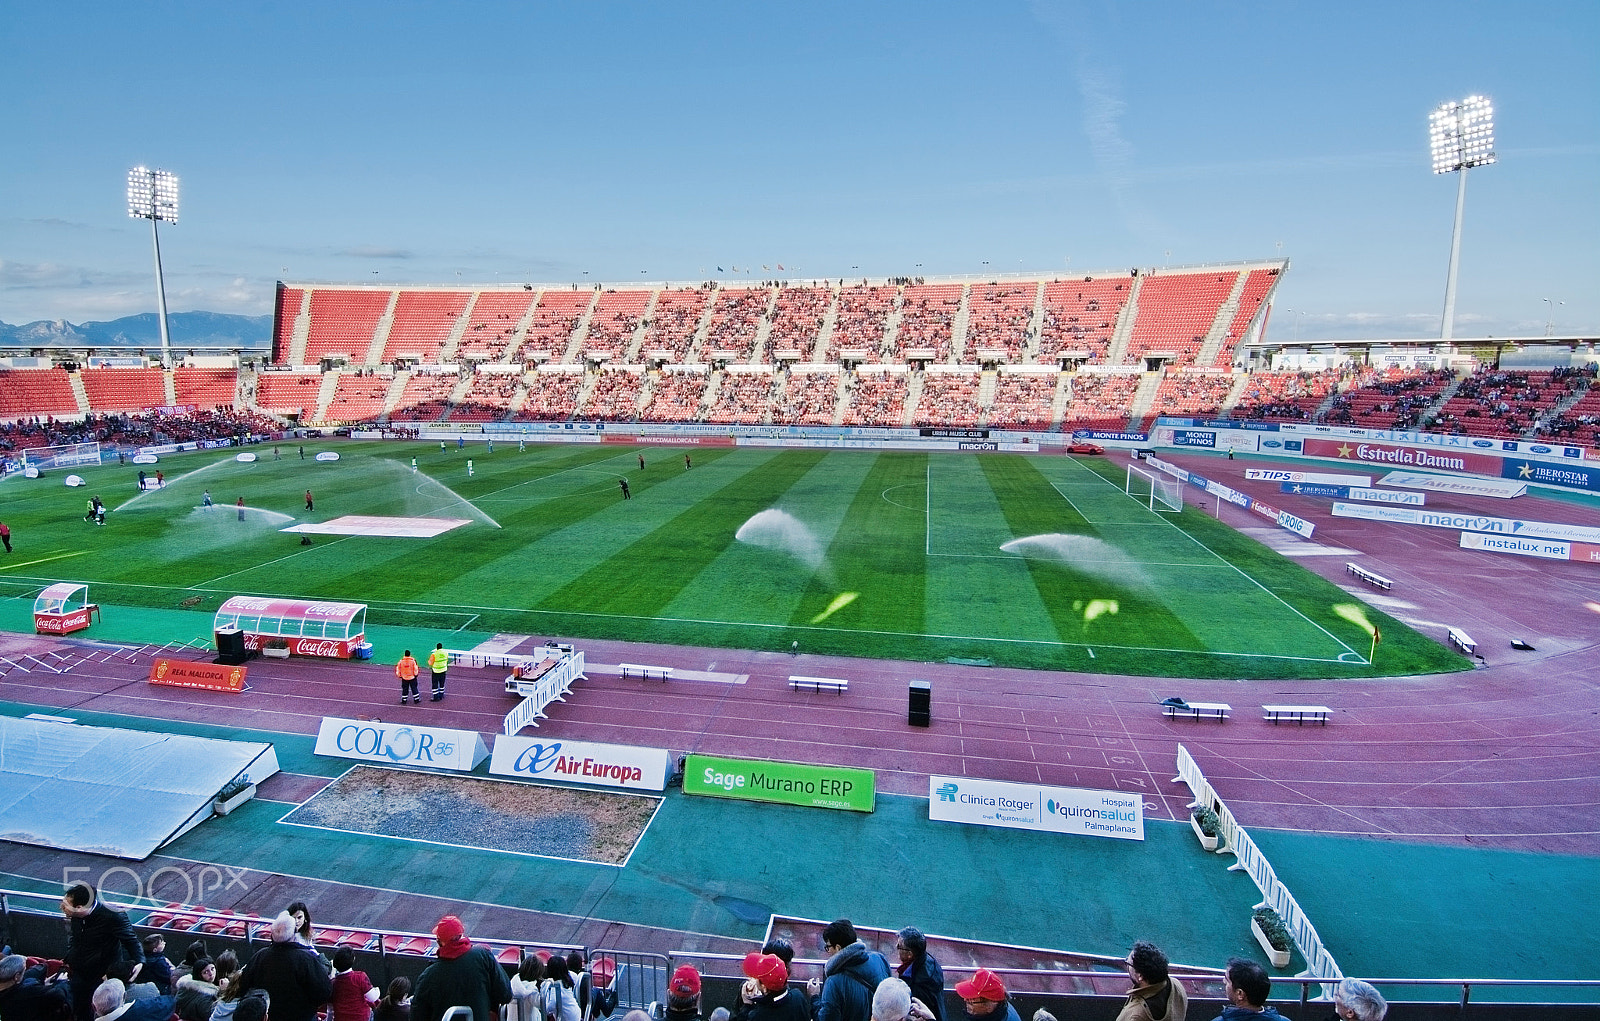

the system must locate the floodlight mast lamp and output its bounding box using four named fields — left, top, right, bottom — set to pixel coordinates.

left=127, top=166, right=179, bottom=369
left=1429, top=96, right=1495, bottom=340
